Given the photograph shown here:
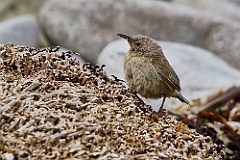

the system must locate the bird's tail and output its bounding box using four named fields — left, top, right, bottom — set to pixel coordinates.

left=175, top=91, right=190, bottom=105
